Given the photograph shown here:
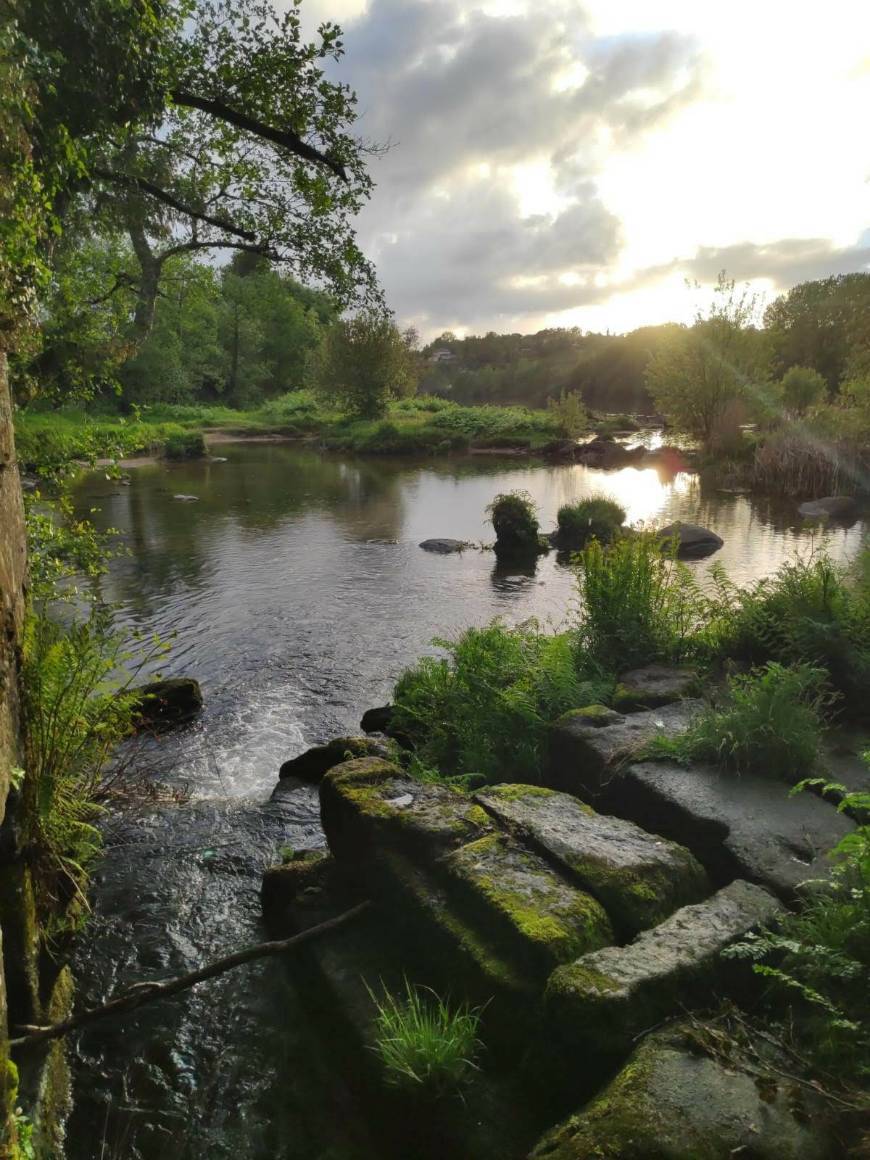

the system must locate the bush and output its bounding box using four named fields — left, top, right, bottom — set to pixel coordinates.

left=779, top=365, right=827, bottom=416
left=370, top=980, right=483, bottom=1095
left=163, top=430, right=206, bottom=459
left=556, top=495, right=626, bottom=547
left=391, top=623, right=611, bottom=783
left=575, top=532, right=702, bottom=671
left=647, top=662, right=831, bottom=779
left=547, top=390, right=588, bottom=438
left=487, top=491, right=544, bottom=559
